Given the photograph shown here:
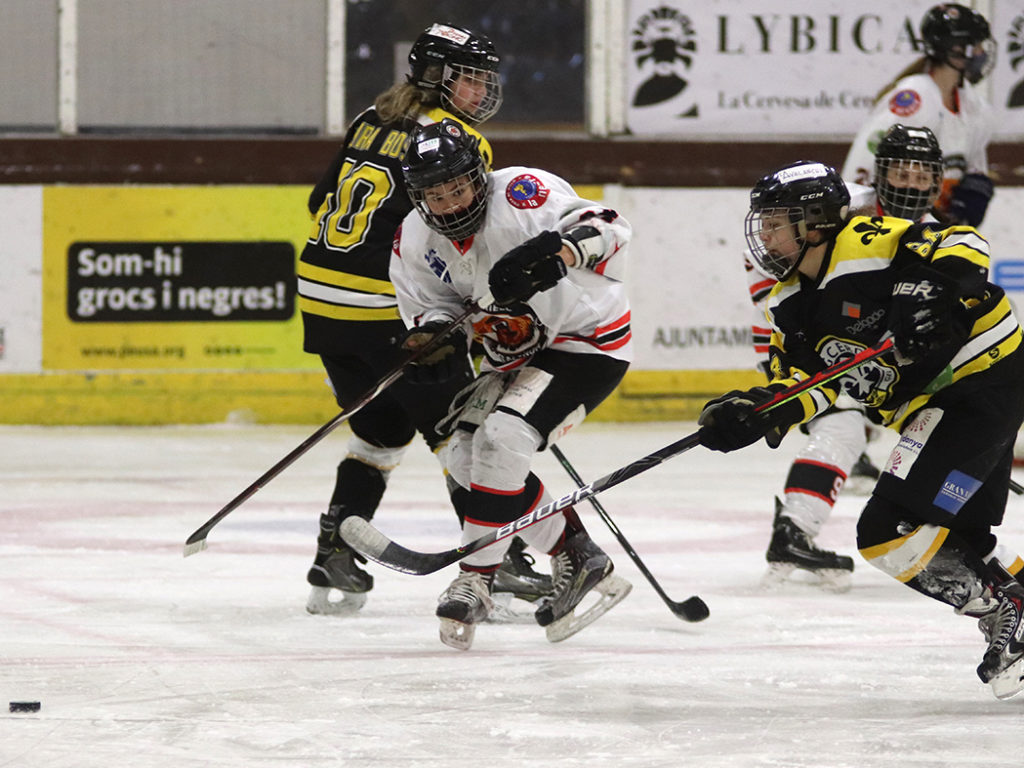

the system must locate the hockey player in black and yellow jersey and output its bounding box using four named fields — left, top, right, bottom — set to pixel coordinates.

left=299, top=23, right=550, bottom=617
left=699, top=160, right=1024, bottom=699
